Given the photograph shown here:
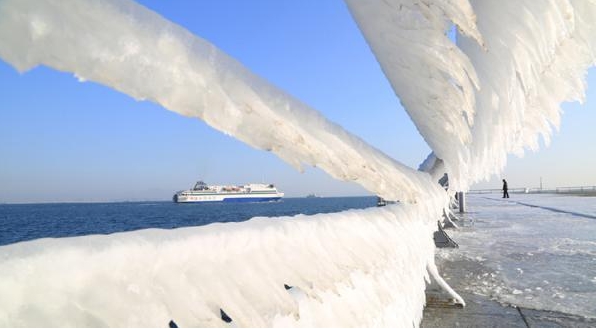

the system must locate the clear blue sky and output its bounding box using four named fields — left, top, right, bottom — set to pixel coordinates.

left=0, top=1, right=594, bottom=203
